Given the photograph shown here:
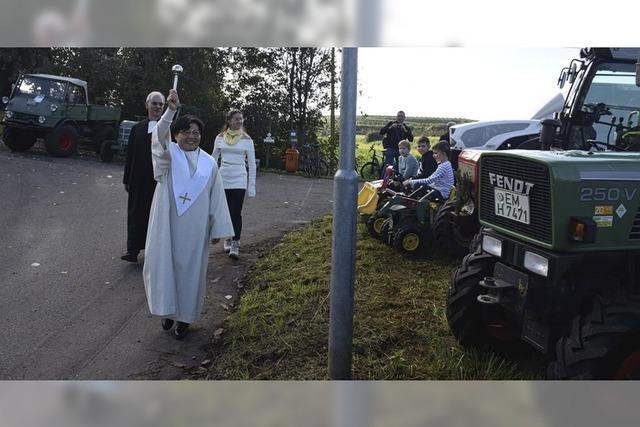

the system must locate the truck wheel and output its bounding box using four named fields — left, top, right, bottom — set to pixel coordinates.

left=433, top=199, right=478, bottom=258
left=94, top=126, right=116, bottom=156
left=99, top=140, right=114, bottom=163
left=366, top=213, right=387, bottom=239
left=2, top=127, right=36, bottom=152
left=45, top=124, right=78, bottom=157
left=447, top=240, right=511, bottom=347
left=393, top=225, right=429, bottom=257
left=548, top=294, right=640, bottom=379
